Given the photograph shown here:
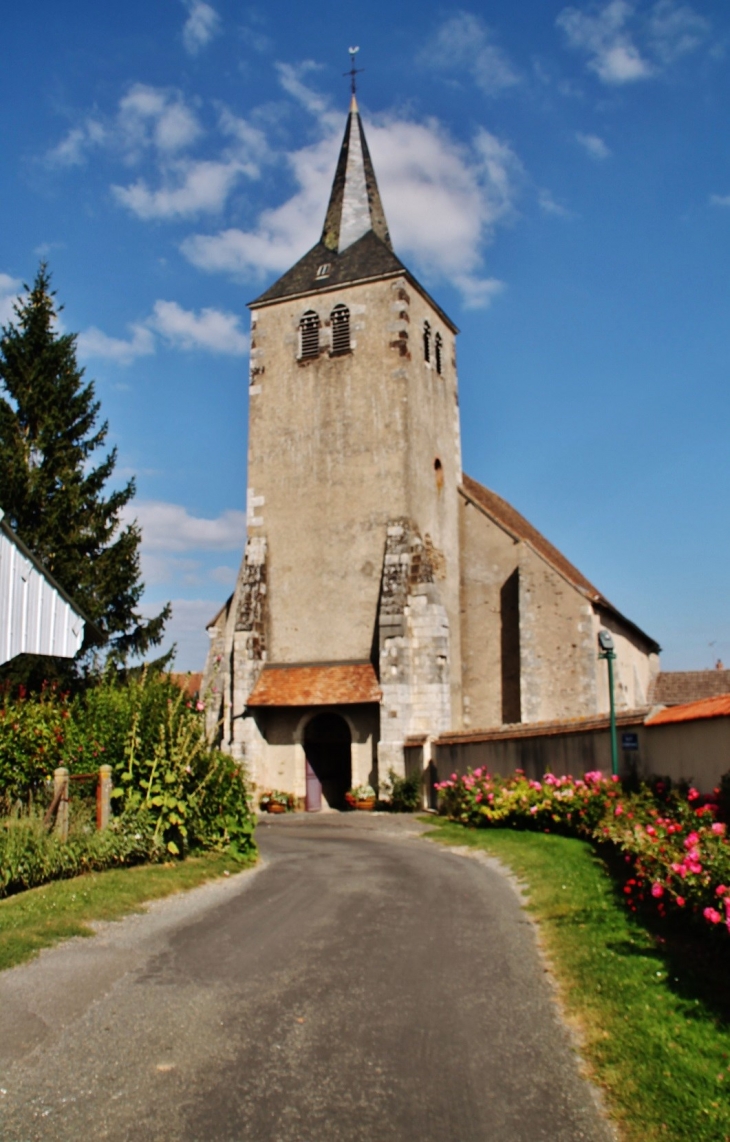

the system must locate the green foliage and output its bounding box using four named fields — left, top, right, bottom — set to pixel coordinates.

left=0, top=668, right=256, bottom=864
left=0, top=264, right=169, bottom=667
left=382, top=767, right=422, bottom=812
left=0, top=806, right=163, bottom=898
